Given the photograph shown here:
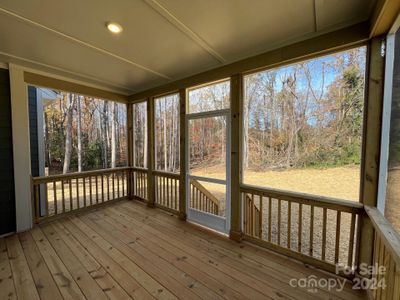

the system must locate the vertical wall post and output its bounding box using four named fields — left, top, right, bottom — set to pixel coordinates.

left=9, top=64, right=32, bottom=232
left=127, top=102, right=133, bottom=199
left=230, top=74, right=243, bottom=241
left=179, top=88, right=187, bottom=220
left=358, top=36, right=385, bottom=273
left=147, top=97, right=155, bottom=207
